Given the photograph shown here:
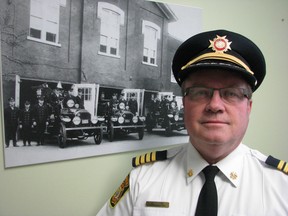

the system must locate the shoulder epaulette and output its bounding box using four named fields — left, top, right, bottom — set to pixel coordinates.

left=251, top=149, right=288, bottom=175
left=132, top=150, right=167, bottom=168
left=265, top=155, right=288, bottom=175
left=132, top=146, right=183, bottom=168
